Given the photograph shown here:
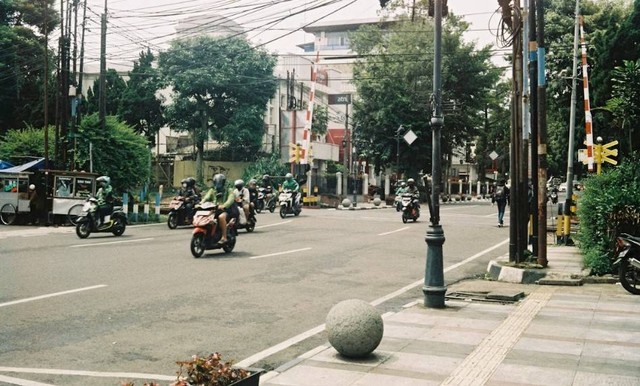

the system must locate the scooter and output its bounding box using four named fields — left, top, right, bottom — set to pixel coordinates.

left=235, top=202, right=256, bottom=233
left=190, top=202, right=237, bottom=258
left=167, top=196, right=198, bottom=229
left=400, top=193, right=420, bottom=223
left=613, top=233, right=640, bottom=295
left=256, top=187, right=276, bottom=213
left=75, top=197, right=127, bottom=238
left=278, top=189, right=301, bottom=218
